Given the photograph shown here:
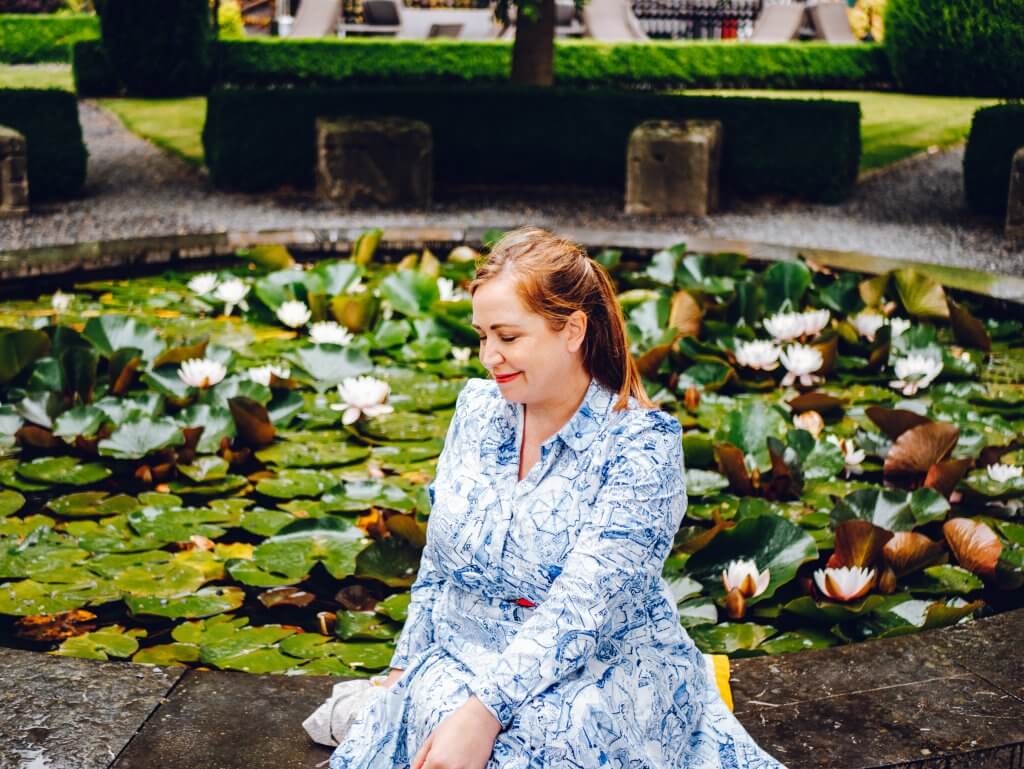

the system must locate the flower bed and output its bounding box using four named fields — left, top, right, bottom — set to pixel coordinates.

left=0, top=236, right=1021, bottom=672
